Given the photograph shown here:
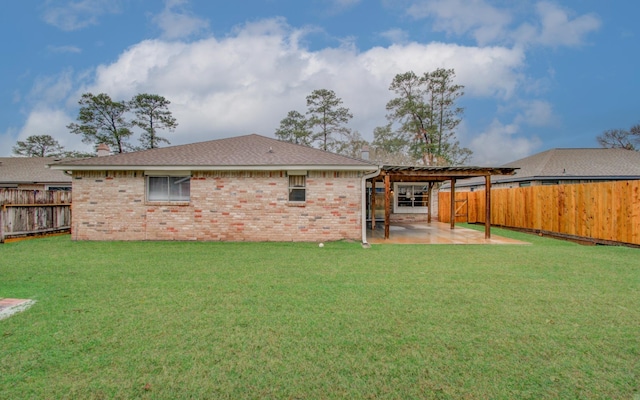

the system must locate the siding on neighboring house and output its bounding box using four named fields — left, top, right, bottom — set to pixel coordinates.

left=71, top=170, right=363, bottom=242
